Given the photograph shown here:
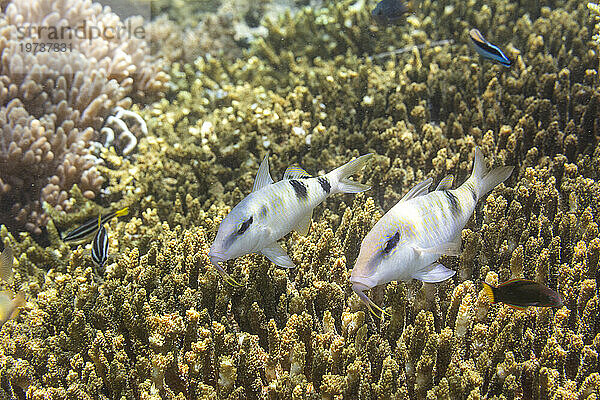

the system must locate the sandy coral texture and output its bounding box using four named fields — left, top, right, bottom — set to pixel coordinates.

left=1, top=0, right=600, bottom=398
left=0, top=0, right=167, bottom=234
